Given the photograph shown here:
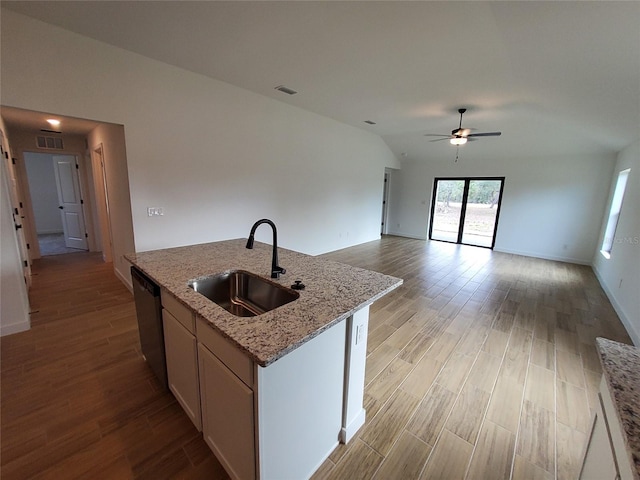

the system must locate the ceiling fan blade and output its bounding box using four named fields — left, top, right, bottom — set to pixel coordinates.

left=429, top=137, right=451, bottom=142
left=467, top=132, right=502, bottom=138
left=423, top=133, right=451, bottom=137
